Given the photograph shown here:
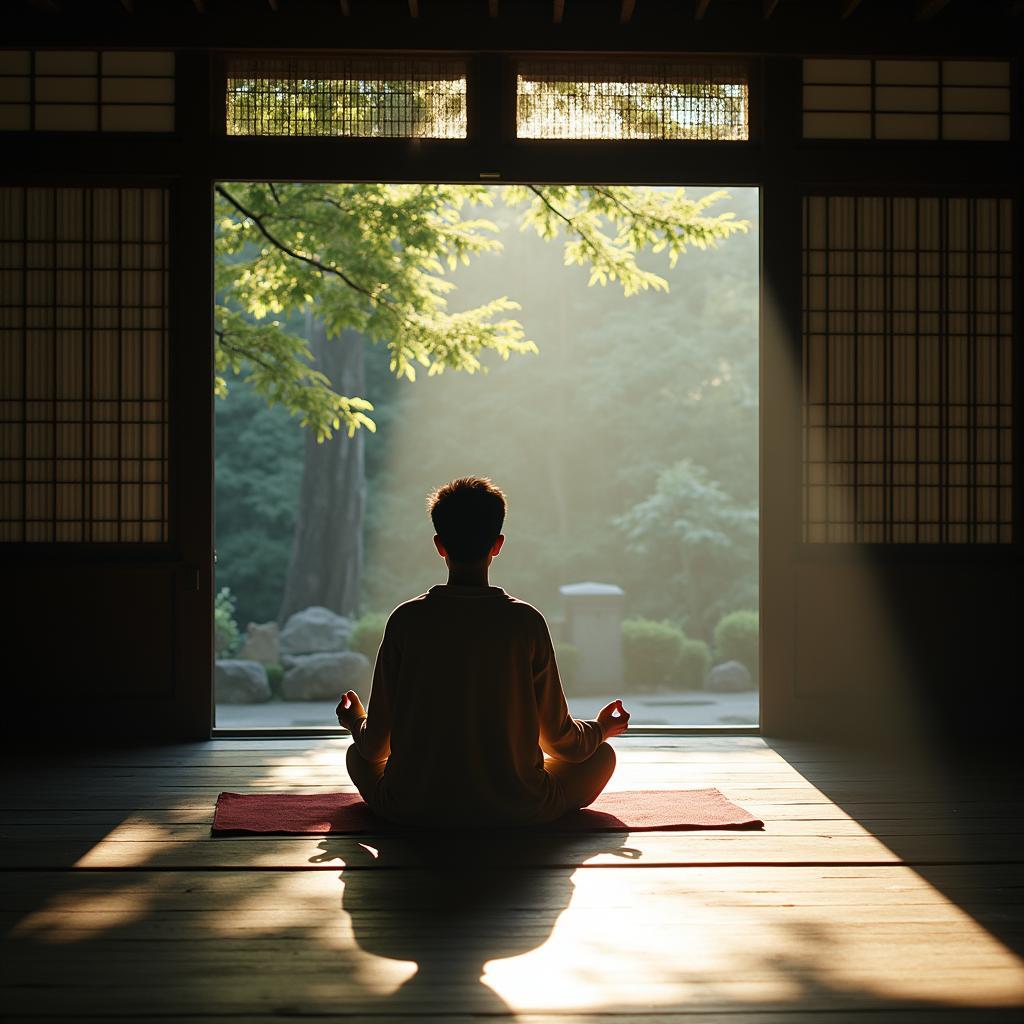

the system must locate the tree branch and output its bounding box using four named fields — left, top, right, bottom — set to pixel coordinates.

left=216, top=328, right=283, bottom=377
left=525, top=185, right=605, bottom=262
left=216, top=185, right=382, bottom=307
left=216, top=185, right=433, bottom=346
left=590, top=184, right=693, bottom=236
